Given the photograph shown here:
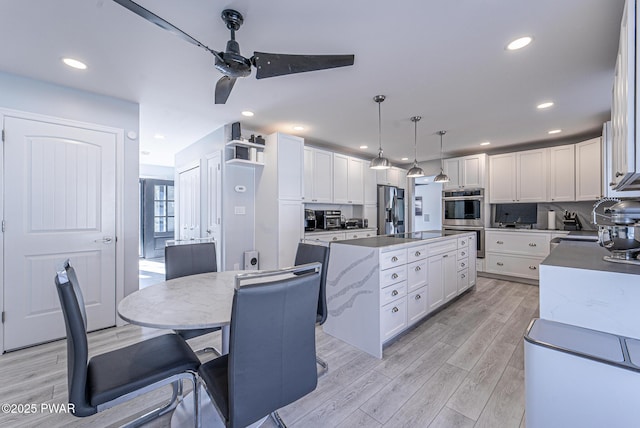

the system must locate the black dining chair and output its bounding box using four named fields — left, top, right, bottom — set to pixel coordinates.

left=165, top=241, right=221, bottom=355
left=55, top=259, right=201, bottom=427
left=197, top=263, right=322, bottom=428
left=294, top=241, right=330, bottom=376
